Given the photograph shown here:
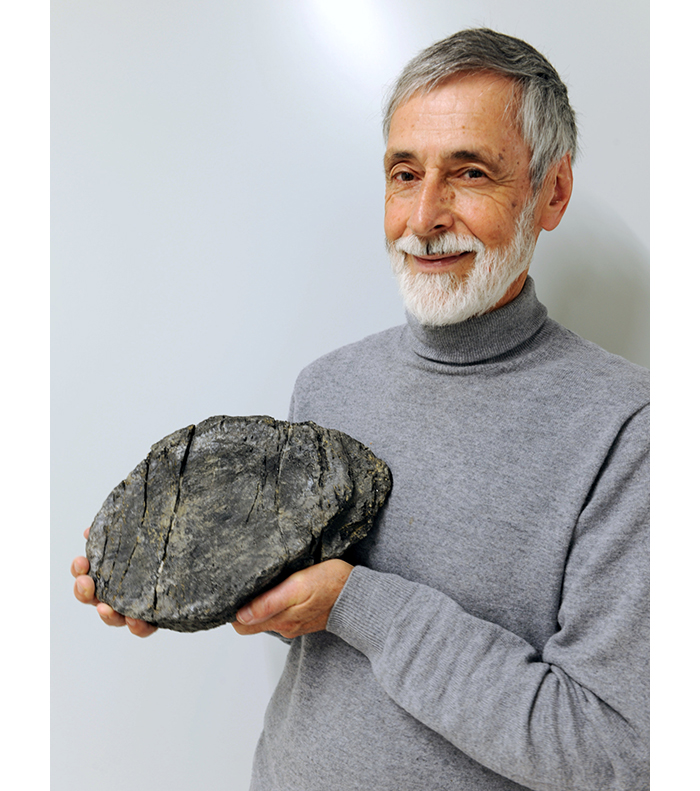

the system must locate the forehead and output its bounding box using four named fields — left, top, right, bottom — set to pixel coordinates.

left=386, top=72, right=527, bottom=164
